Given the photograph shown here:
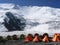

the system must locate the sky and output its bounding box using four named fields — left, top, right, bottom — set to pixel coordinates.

left=0, top=0, right=60, bottom=8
